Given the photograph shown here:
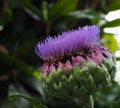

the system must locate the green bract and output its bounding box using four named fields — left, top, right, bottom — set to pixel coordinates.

left=40, top=56, right=116, bottom=99
left=36, top=26, right=116, bottom=101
